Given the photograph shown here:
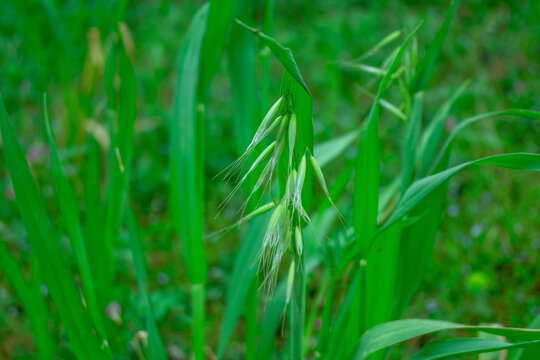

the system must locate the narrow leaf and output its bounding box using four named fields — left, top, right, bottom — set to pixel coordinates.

left=410, top=338, right=540, bottom=360
left=355, top=319, right=540, bottom=360
left=0, top=97, right=109, bottom=359
left=409, top=0, right=460, bottom=93
left=384, top=153, right=540, bottom=230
